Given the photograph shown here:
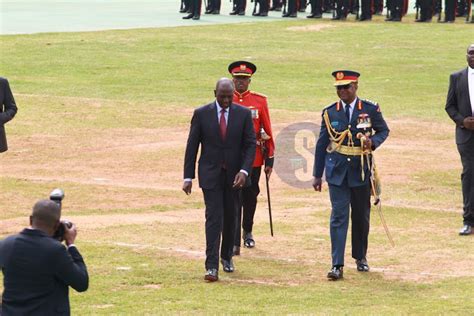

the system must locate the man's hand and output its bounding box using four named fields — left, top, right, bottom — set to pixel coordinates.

left=312, top=177, right=323, bottom=192
left=64, top=223, right=77, bottom=246
left=182, top=181, right=192, bottom=195
left=264, top=166, right=272, bottom=179
left=463, top=117, right=474, bottom=130
left=362, top=137, right=373, bottom=151
left=233, top=172, right=247, bottom=189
